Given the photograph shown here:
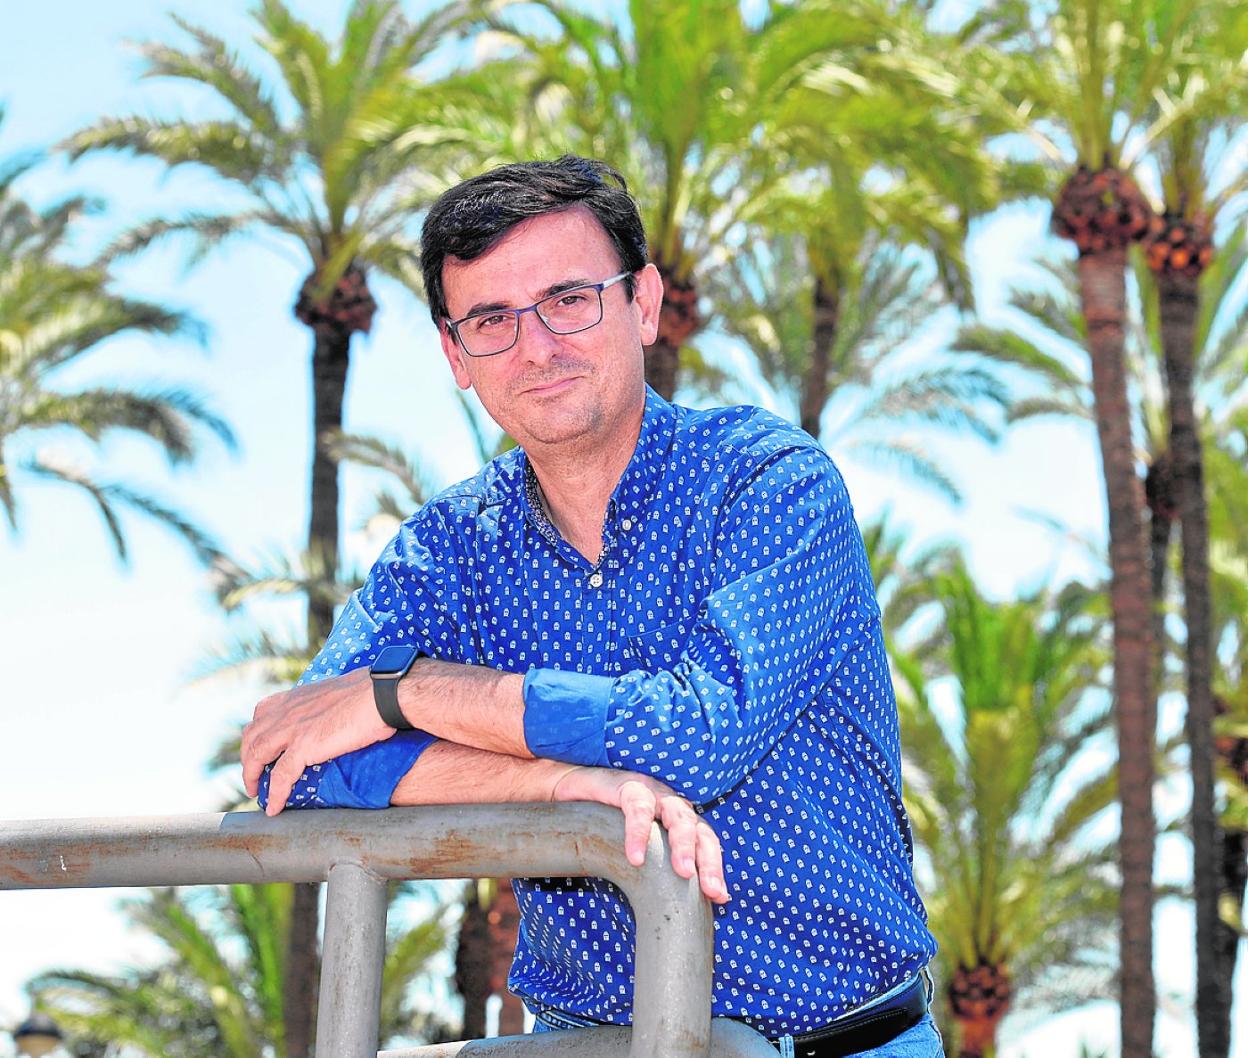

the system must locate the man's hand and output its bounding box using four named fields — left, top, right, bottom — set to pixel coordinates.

left=552, top=766, right=729, bottom=905
left=241, top=667, right=396, bottom=814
